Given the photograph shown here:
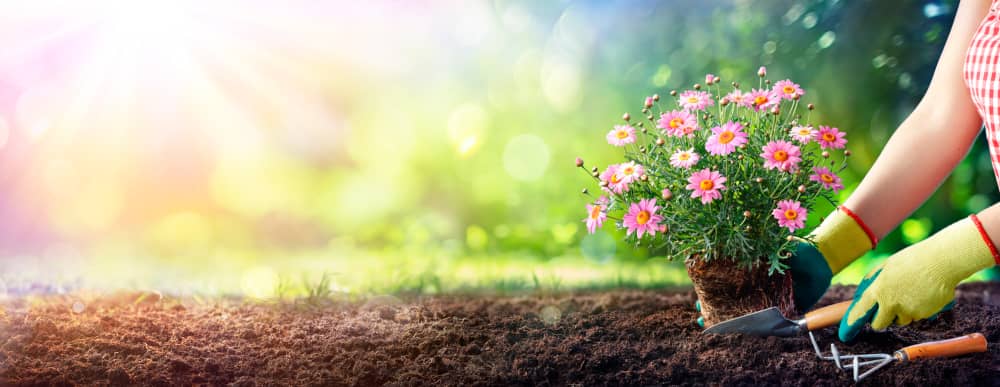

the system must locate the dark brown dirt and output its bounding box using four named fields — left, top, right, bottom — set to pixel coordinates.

left=1, top=284, right=998, bottom=386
